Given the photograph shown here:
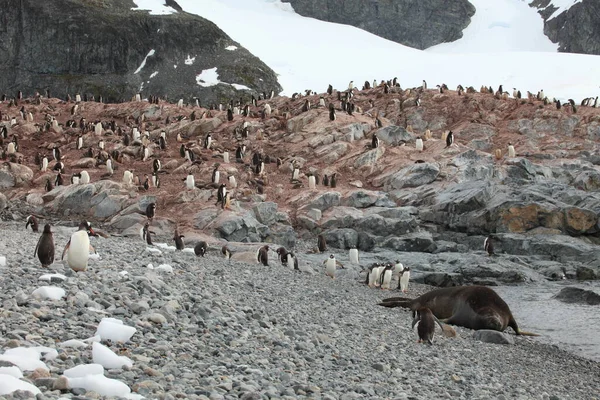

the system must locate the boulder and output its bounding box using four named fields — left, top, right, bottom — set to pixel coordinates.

left=305, top=192, right=341, bottom=212
left=71, top=157, right=97, bottom=169
left=287, top=111, right=318, bottom=133
left=92, top=193, right=129, bottom=219
left=576, top=266, right=598, bottom=281
left=0, top=162, right=34, bottom=188
left=472, top=330, right=514, bottom=345
left=553, top=287, right=600, bottom=305
left=266, top=225, right=297, bottom=249
left=381, top=232, right=436, bottom=252
left=340, top=123, right=370, bottom=141
left=50, top=184, right=96, bottom=215
left=189, top=118, right=223, bottom=136
left=323, top=228, right=359, bottom=249
left=342, top=190, right=381, bottom=208
left=0, top=192, right=8, bottom=210
left=375, top=125, right=414, bottom=146
left=564, top=207, right=598, bottom=235
left=315, top=142, right=350, bottom=163
left=385, top=163, right=440, bottom=190
left=573, top=170, right=600, bottom=191
left=420, top=272, right=464, bottom=287
left=214, top=213, right=269, bottom=242
left=110, top=213, right=147, bottom=231
left=354, top=147, right=384, bottom=168
left=253, top=202, right=278, bottom=226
